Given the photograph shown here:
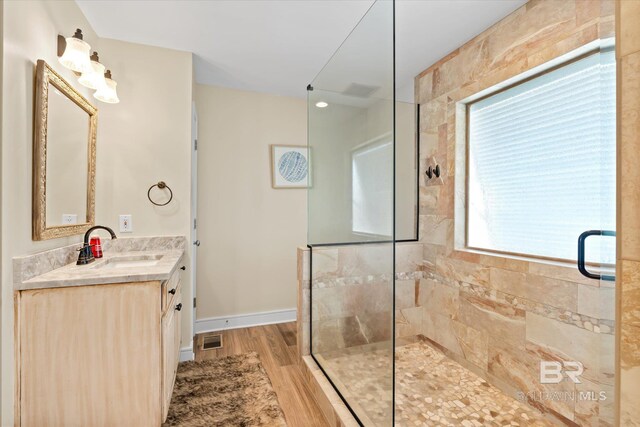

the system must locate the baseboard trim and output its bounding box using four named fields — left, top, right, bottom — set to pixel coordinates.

left=179, top=340, right=194, bottom=362
left=195, top=308, right=297, bottom=334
